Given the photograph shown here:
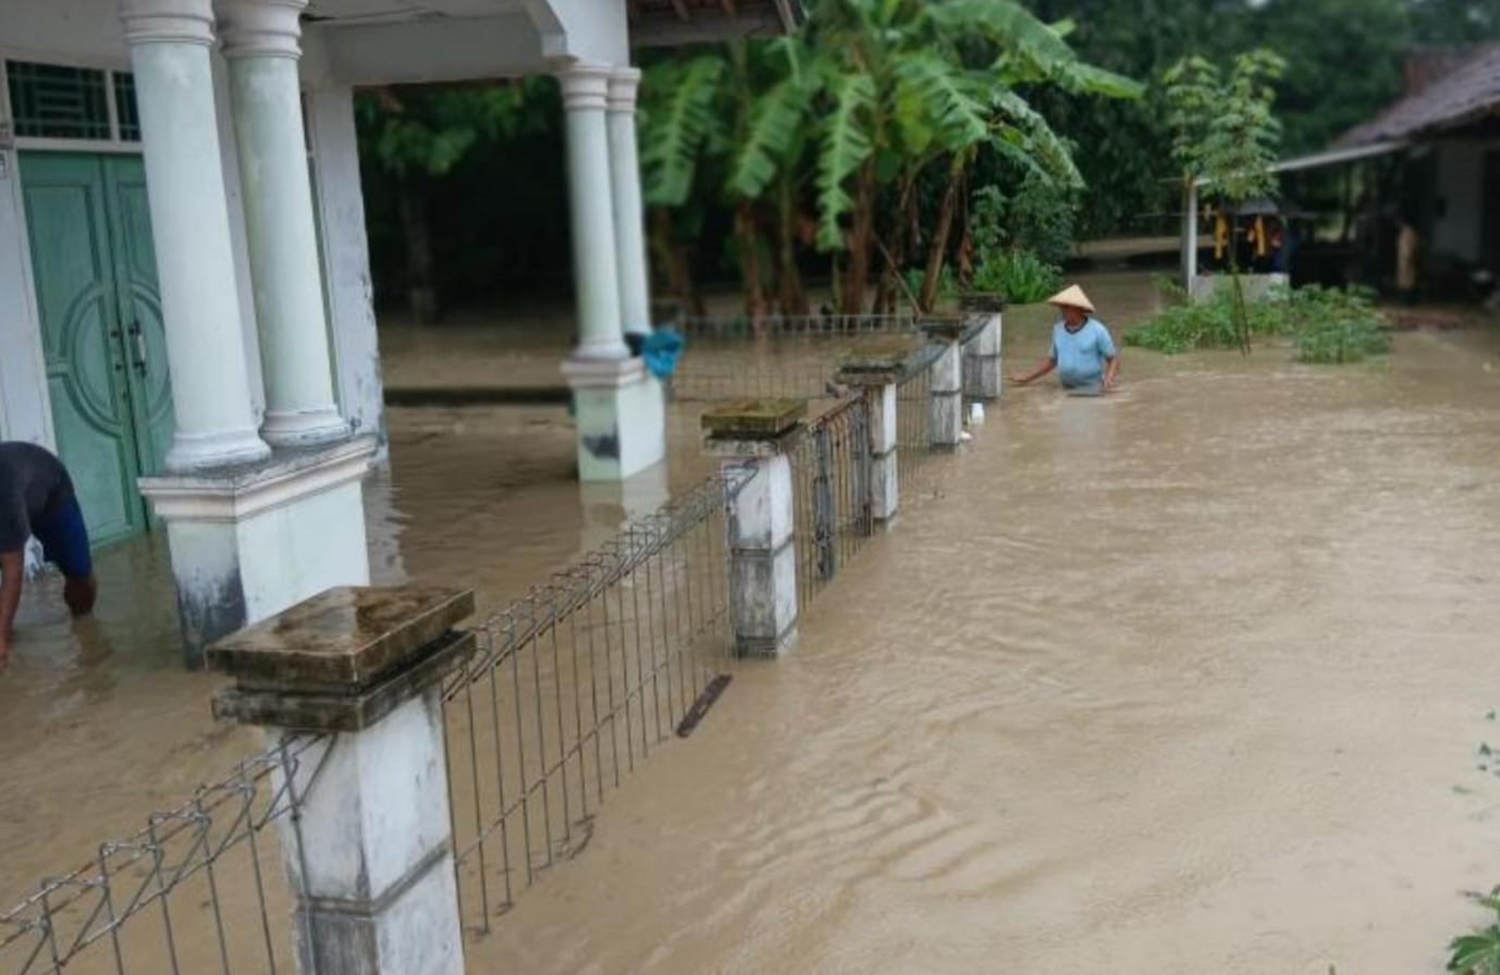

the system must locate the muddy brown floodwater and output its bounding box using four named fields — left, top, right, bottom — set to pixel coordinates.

left=6, top=271, right=1500, bottom=975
